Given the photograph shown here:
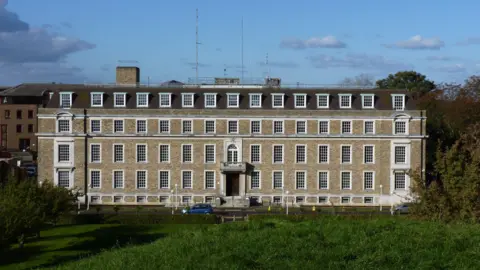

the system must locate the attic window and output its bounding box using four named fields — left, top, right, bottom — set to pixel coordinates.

left=159, top=93, right=172, bottom=107
left=227, top=93, right=240, bottom=108
left=204, top=93, right=217, bottom=108
left=90, top=92, right=104, bottom=107
left=294, top=94, right=307, bottom=108
left=114, top=93, right=126, bottom=107
left=392, top=94, right=405, bottom=111
left=136, top=93, right=149, bottom=108
left=59, top=92, right=73, bottom=108
left=271, top=93, right=285, bottom=108
left=338, top=94, right=352, bottom=109
left=182, top=93, right=195, bottom=108
left=361, top=94, right=374, bottom=109
left=316, top=94, right=329, bottom=108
